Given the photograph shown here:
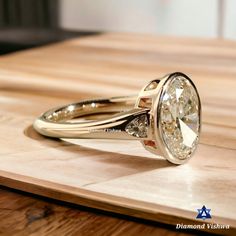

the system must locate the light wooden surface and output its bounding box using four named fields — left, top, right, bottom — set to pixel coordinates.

left=0, top=33, right=235, bottom=235
left=2, top=187, right=195, bottom=236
